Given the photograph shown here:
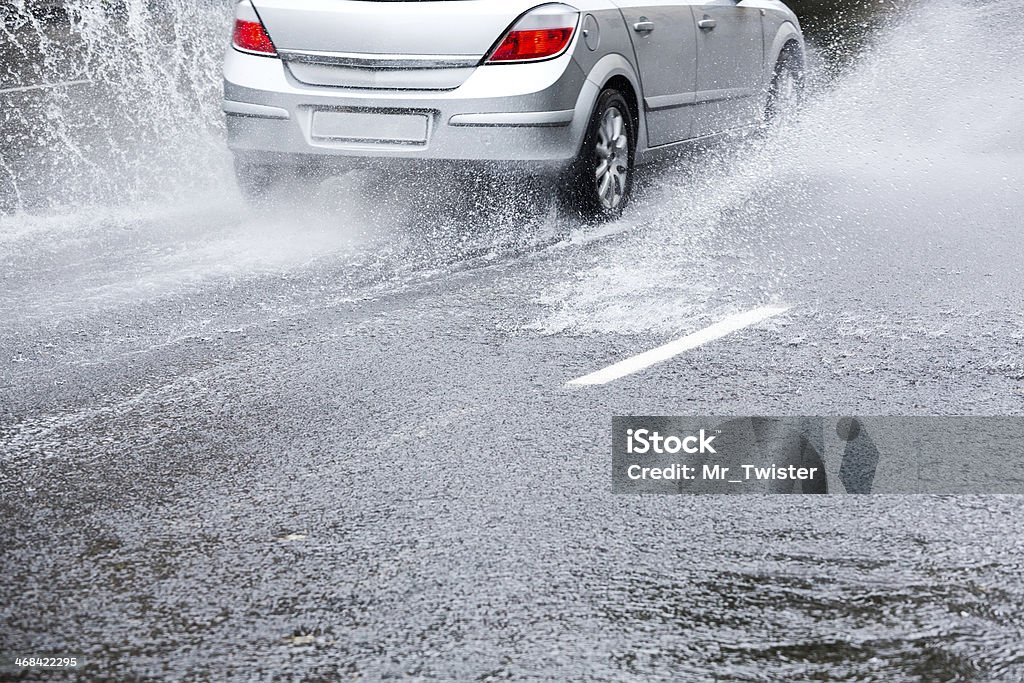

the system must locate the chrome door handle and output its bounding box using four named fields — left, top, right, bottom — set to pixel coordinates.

left=633, top=20, right=655, bottom=34
left=698, top=18, right=717, bottom=30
